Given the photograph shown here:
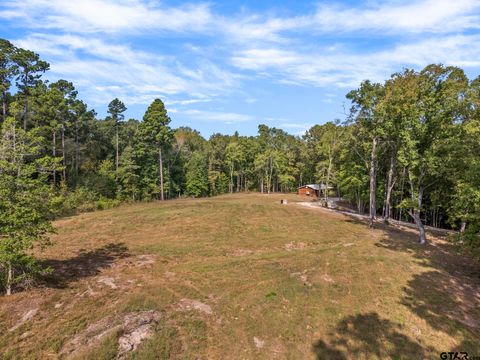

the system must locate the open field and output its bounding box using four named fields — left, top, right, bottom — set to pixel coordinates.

left=1, top=193, right=479, bottom=359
